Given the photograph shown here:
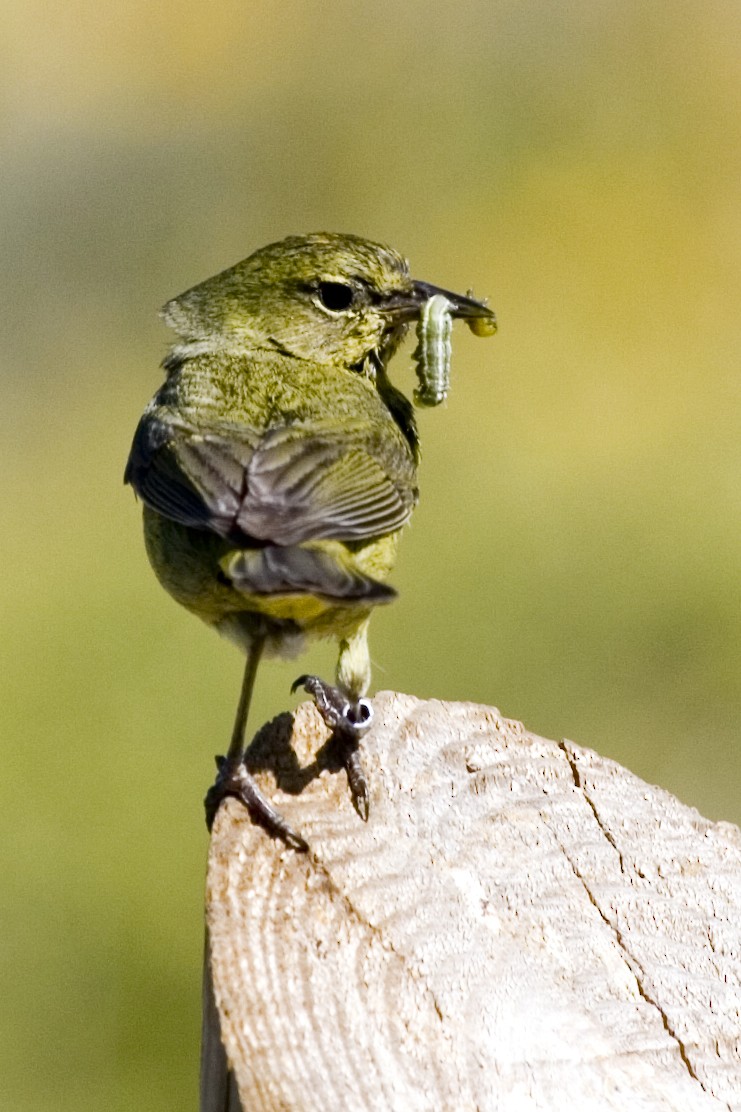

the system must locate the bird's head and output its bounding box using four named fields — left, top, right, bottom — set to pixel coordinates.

left=162, top=232, right=495, bottom=372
